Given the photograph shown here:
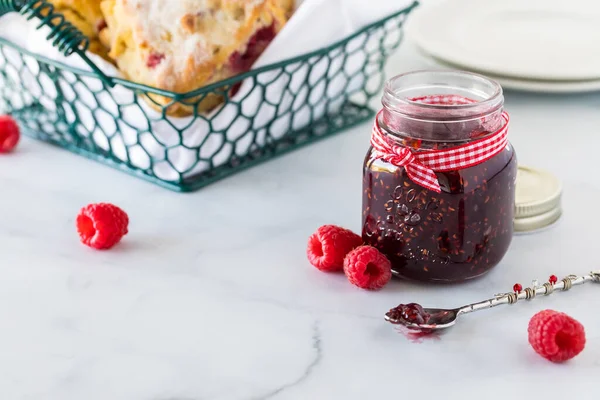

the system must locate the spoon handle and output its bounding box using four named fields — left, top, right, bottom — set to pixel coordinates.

left=457, top=271, right=600, bottom=316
